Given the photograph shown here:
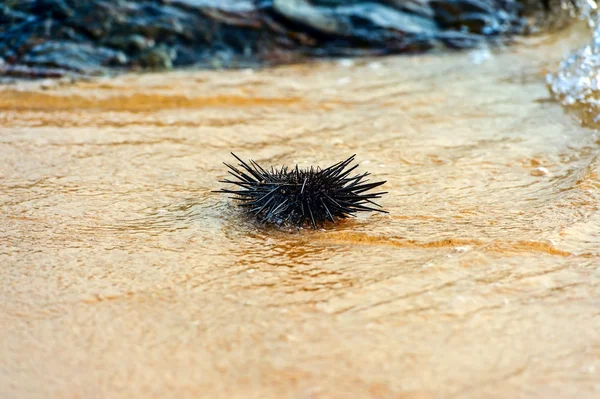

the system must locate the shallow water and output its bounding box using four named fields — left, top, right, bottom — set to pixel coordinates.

left=2, top=24, right=600, bottom=398
left=548, top=0, right=600, bottom=126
